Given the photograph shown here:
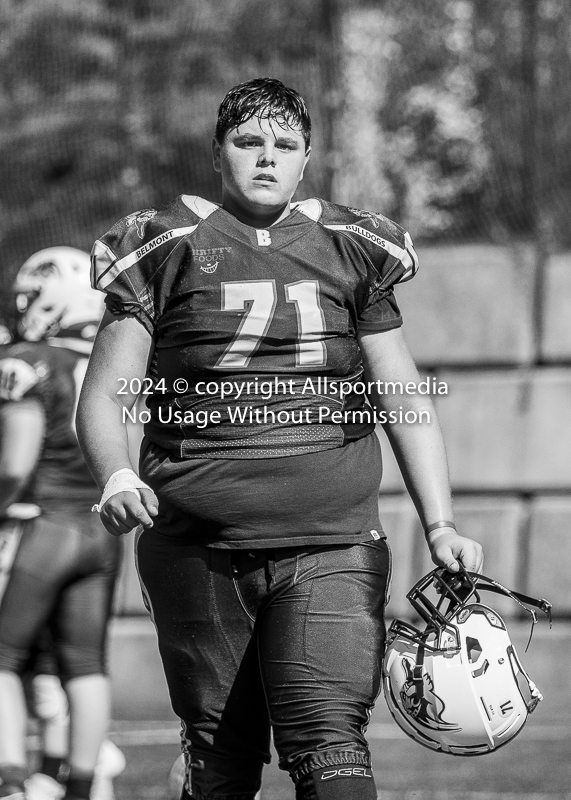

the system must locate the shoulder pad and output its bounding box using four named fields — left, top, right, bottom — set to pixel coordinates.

left=293, top=198, right=323, bottom=222
left=92, top=198, right=204, bottom=291
left=319, top=202, right=419, bottom=283
left=180, top=195, right=220, bottom=220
